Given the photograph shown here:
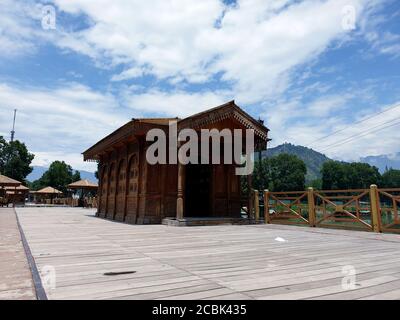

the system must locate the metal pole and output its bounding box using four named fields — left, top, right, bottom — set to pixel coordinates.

left=10, top=109, right=17, bottom=142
